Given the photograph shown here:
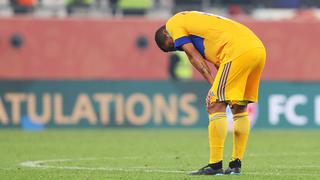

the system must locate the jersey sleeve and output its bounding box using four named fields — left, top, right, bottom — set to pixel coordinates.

left=165, top=14, right=192, bottom=49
